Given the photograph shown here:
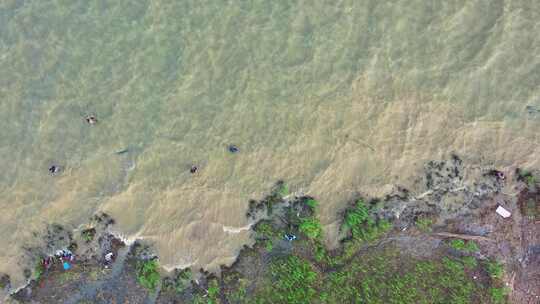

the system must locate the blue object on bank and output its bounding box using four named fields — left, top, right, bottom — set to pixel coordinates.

left=284, top=234, right=297, bottom=242
left=63, top=262, right=71, bottom=270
